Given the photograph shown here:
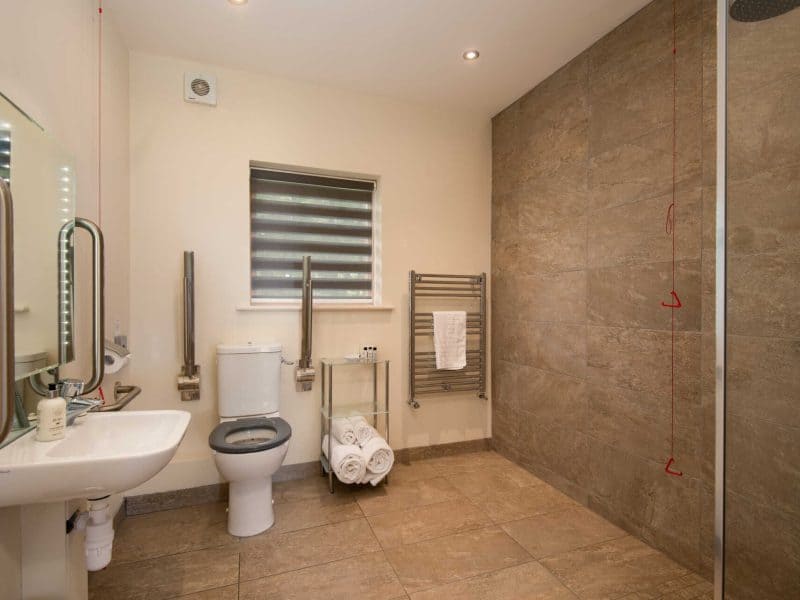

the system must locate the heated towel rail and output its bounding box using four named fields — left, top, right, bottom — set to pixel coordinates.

left=408, top=271, right=487, bottom=408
